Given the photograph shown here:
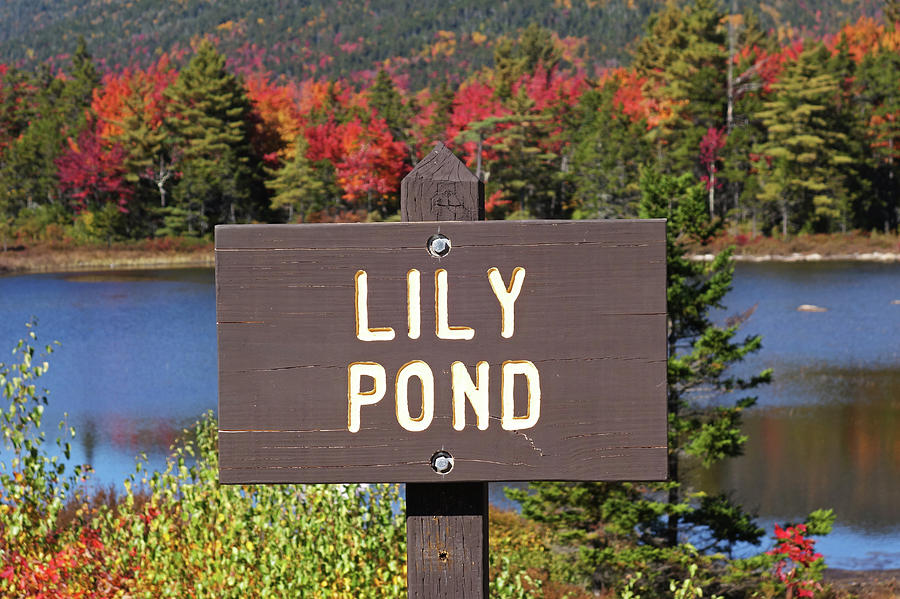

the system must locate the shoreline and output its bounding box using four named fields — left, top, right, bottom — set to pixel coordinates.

left=691, top=251, right=900, bottom=263
left=0, top=247, right=215, bottom=275
left=2, top=247, right=900, bottom=276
